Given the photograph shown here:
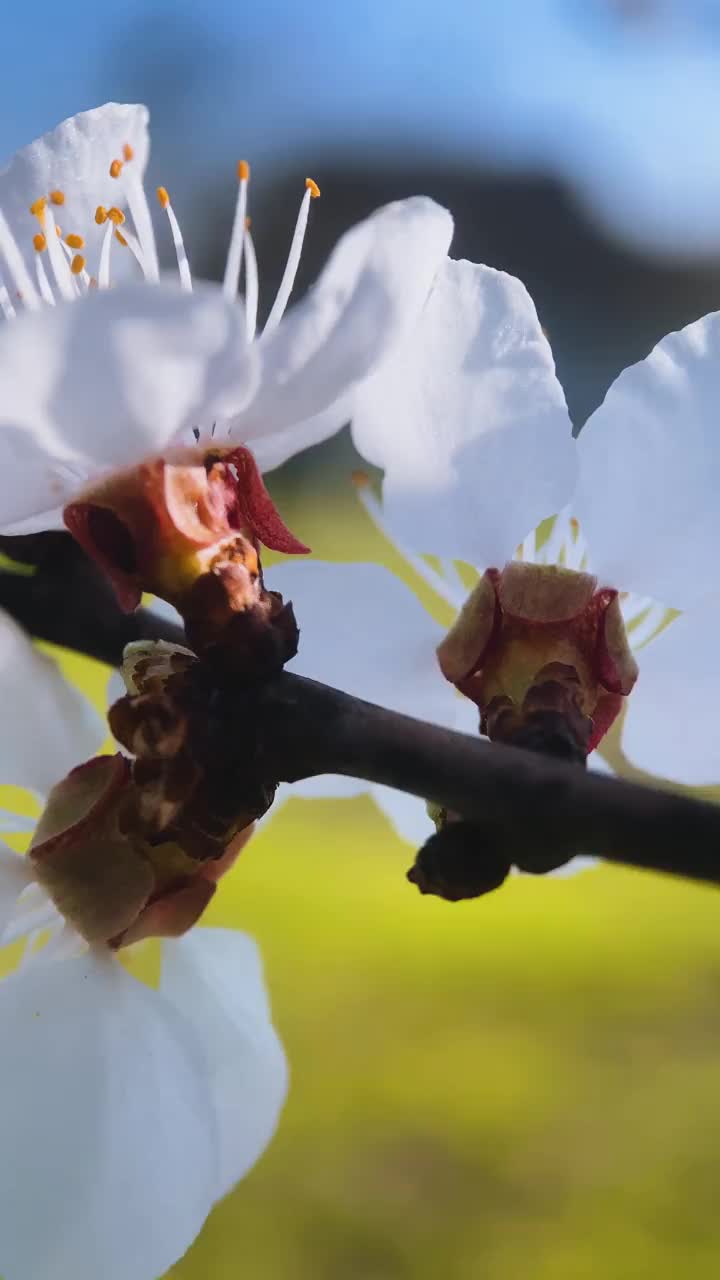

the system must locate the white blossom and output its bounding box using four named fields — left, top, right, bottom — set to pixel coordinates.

left=0, top=103, right=452, bottom=532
